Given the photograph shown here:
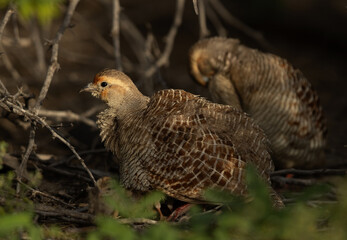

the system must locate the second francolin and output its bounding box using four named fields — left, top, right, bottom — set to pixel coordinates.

left=190, top=37, right=327, bottom=169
